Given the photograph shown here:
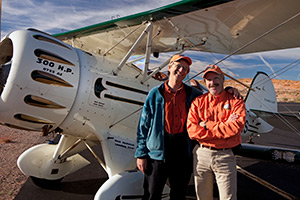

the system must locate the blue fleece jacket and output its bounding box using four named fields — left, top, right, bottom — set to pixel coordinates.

left=135, top=82, right=202, bottom=160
